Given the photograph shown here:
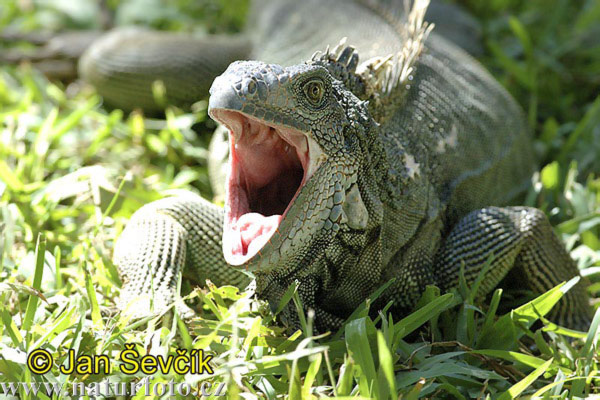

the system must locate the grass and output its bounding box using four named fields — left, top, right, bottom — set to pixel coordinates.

left=1, top=0, right=600, bottom=398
